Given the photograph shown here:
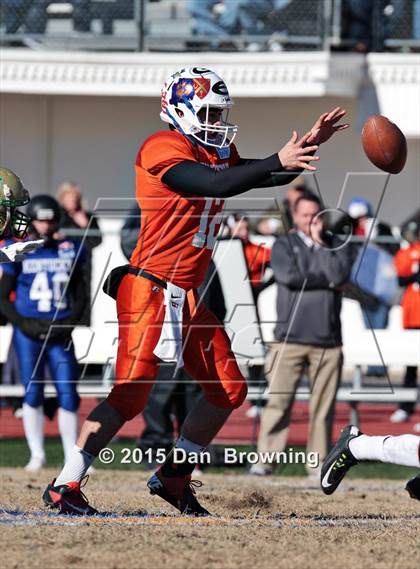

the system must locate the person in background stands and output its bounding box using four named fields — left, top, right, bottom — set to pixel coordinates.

left=57, top=181, right=102, bottom=325
left=347, top=196, right=398, bottom=377
left=390, top=213, right=419, bottom=424
left=187, top=0, right=273, bottom=50
left=255, top=179, right=307, bottom=237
